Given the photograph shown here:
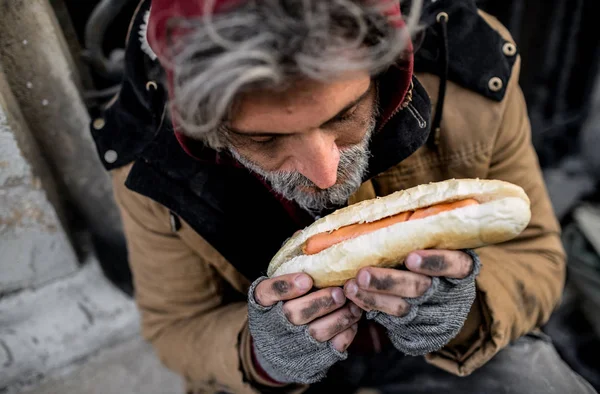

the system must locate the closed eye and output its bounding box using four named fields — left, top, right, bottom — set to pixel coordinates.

left=223, top=126, right=280, bottom=145
left=248, top=135, right=276, bottom=143
left=323, top=105, right=358, bottom=127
